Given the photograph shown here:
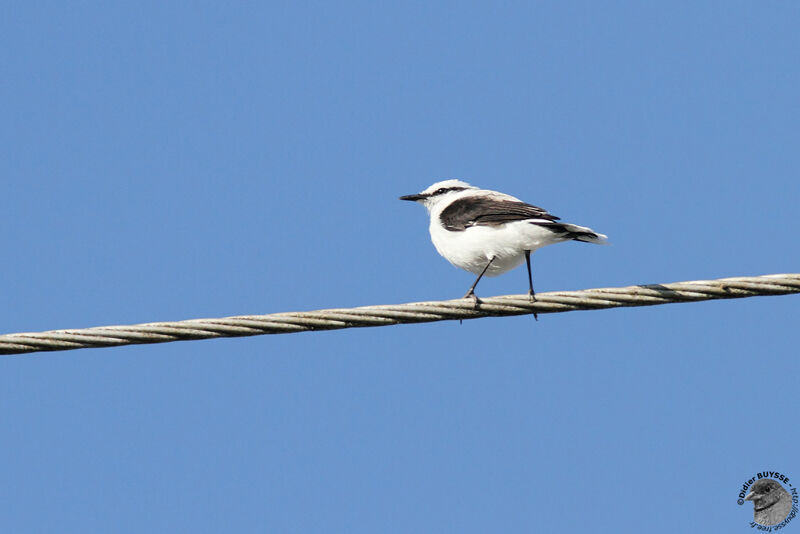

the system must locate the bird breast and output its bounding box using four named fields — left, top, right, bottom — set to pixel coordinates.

left=427, top=218, right=561, bottom=276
